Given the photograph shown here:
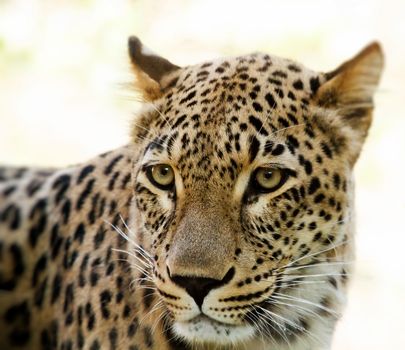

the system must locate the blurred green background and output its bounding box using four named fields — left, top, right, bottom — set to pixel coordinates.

left=1, top=0, right=404, bottom=348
